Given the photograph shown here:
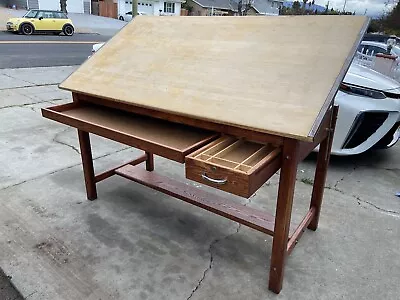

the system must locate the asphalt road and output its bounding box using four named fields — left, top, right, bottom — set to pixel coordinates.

left=0, top=31, right=109, bottom=69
